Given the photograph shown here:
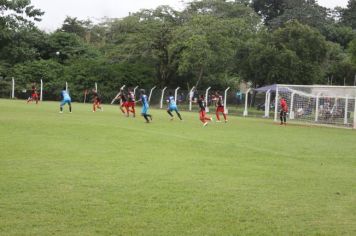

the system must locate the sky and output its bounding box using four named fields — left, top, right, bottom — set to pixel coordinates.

left=30, top=0, right=349, bottom=31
